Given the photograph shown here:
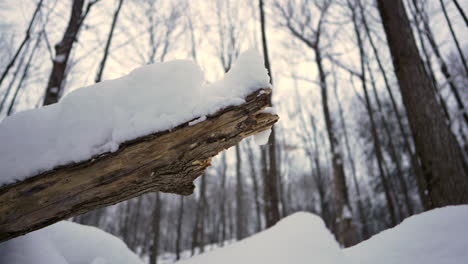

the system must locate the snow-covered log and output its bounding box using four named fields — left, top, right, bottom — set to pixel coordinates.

left=0, top=87, right=278, bottom=242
